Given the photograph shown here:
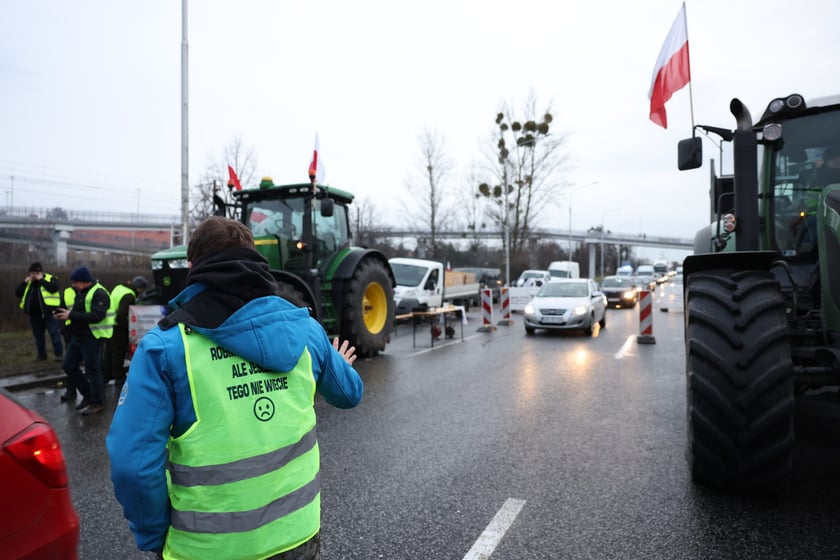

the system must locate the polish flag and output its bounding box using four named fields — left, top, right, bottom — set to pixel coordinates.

left=227, top=165, right=242, bottom=190
left=308, top=134, right=325, bottom=183
left=648, top=3, right=691, bottom=129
